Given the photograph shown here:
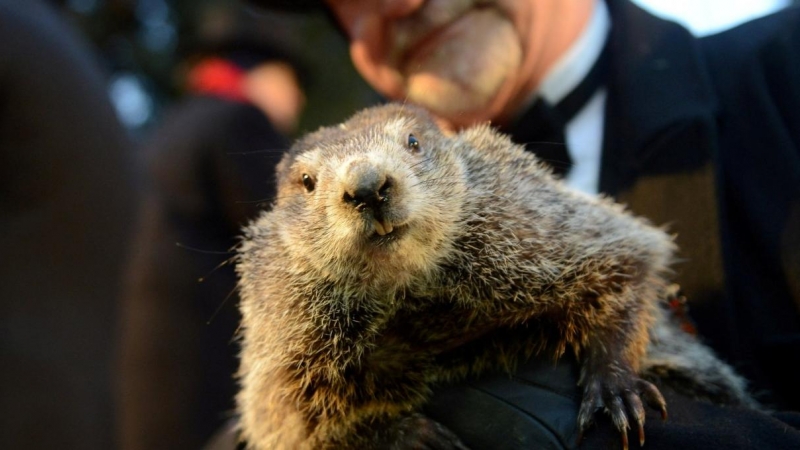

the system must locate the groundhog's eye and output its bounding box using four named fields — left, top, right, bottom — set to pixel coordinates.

left=302, top=174, right=315, bottom=192
left=407, top=134, right=421, bottom=153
